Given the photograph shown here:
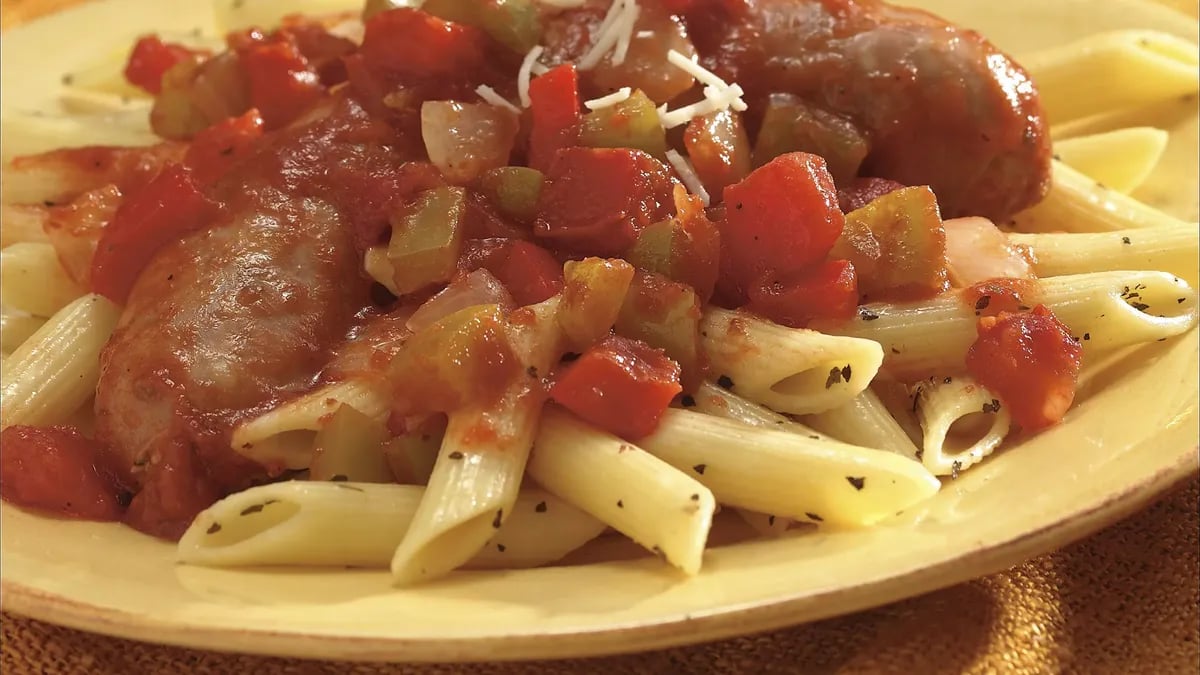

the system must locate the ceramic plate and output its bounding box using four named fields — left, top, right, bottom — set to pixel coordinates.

left=1, top=0, right=1197, bottom=662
